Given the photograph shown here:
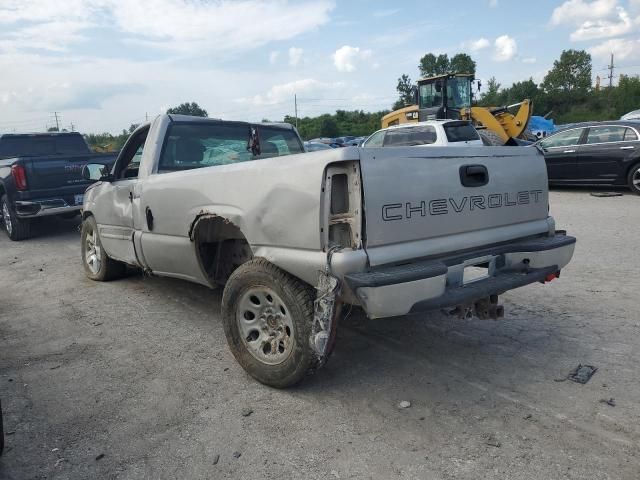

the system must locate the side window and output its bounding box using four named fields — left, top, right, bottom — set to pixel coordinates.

left=586, top=126, right=626, bottom=144
left=624, top=128, right=638, bottom=141
left=115, top=130, right=148, bottom=180
left=363, top=131, right=385, bottom=147
left=419, top=83, right=442, bottom=109
left=383, top=126, right=437, bottom=146
left=256, top=128, right=304, bottom=159
left=540, top=128, right=584, bottom=148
